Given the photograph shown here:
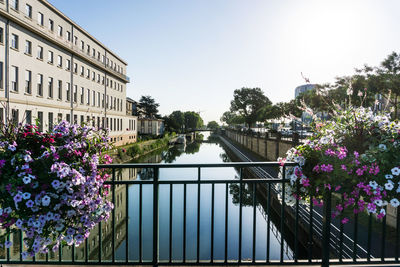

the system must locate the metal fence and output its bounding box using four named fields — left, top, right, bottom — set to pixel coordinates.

left=0, top=162, right=399, bottom=266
